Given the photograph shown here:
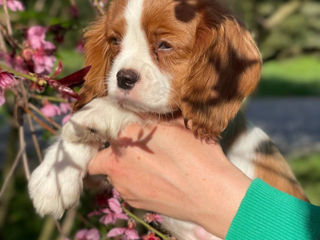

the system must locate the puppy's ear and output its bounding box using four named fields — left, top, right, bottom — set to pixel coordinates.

left=74, top=16, right=110, bottom=111
left=181, top=13, right=262, bottom=140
